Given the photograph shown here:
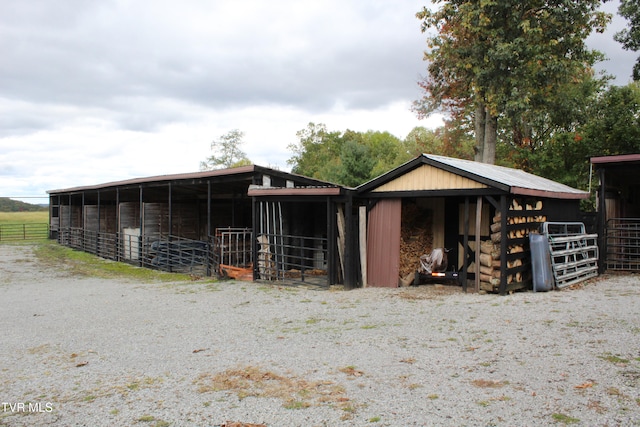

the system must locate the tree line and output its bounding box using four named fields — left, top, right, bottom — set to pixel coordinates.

left=201, top=0, right=640, bottom=203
